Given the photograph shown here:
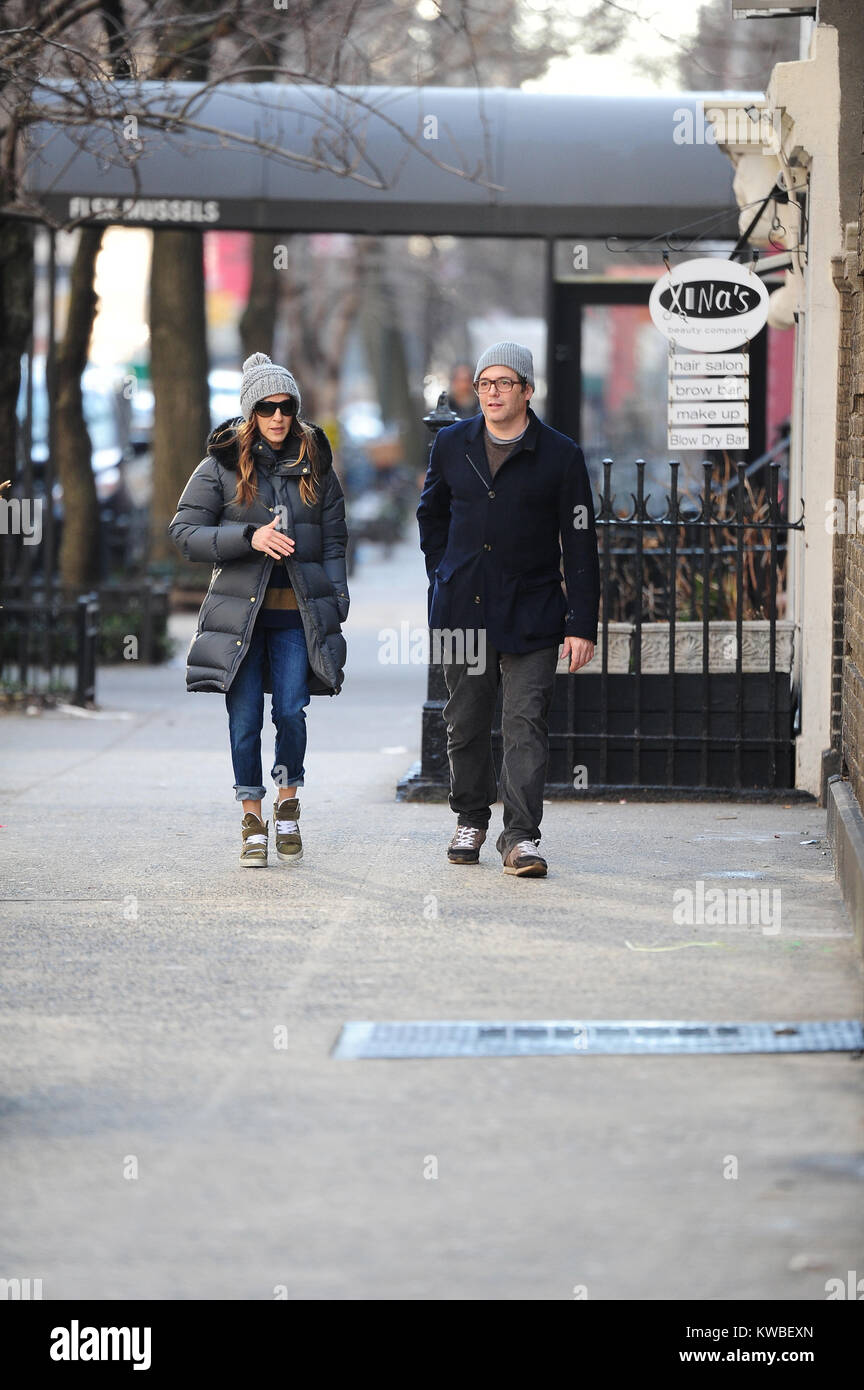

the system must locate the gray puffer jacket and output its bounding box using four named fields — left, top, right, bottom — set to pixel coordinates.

left=168, top=417, right=348, bottom=696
